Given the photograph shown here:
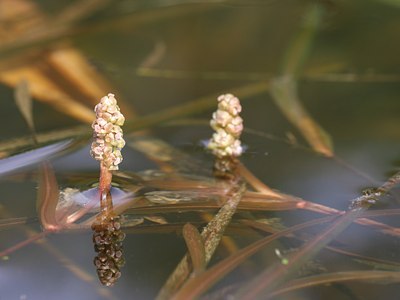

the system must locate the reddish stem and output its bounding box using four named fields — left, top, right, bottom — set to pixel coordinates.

left=0, top=232, right=48, bottom=257
left=99, top=163, right=112, bottom=197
